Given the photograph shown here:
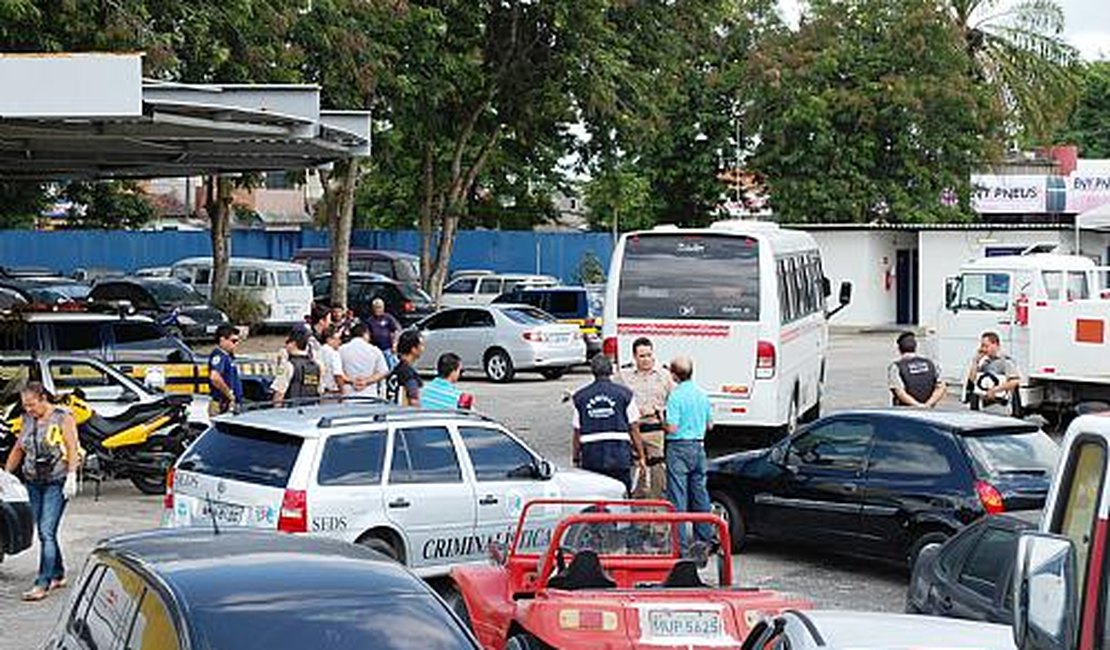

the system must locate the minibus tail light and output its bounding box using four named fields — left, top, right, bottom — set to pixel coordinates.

left=756, top=340, right=776, bottom=379
left=603, top=336, right=618, bottom=364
